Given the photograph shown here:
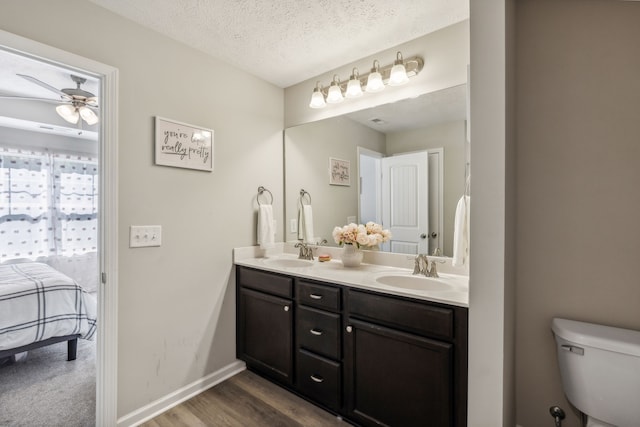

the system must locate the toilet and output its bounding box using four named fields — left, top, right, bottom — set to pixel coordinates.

left=551, top=318, right=640, bottom=427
